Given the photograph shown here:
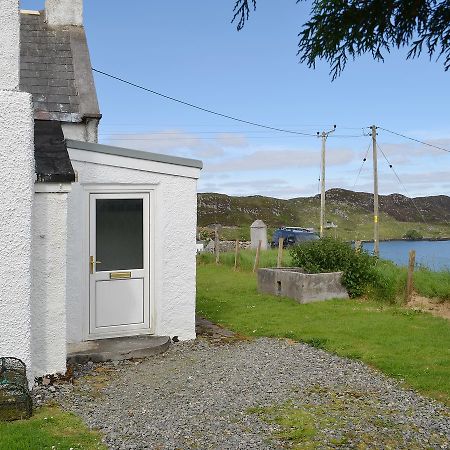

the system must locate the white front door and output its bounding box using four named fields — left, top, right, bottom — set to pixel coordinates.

left=89, top=193, right=150, bottom=337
